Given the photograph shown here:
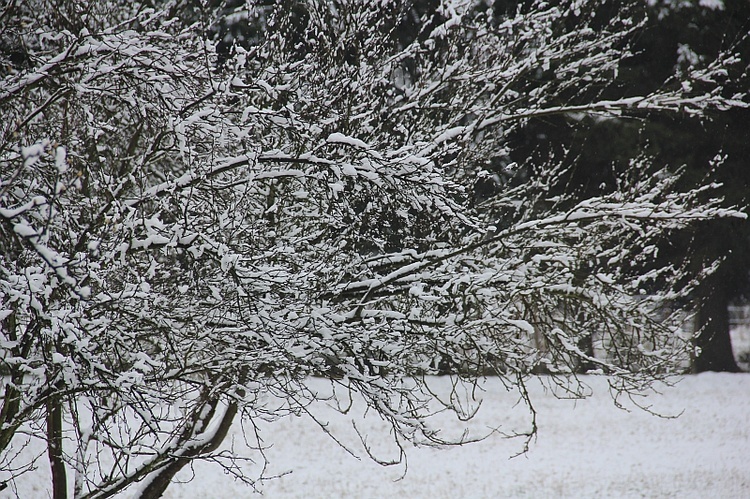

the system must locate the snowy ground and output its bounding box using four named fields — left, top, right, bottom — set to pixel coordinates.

left=163, top=373, right=748, bottom=499
left=5, top=373, right=748, bottom=499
